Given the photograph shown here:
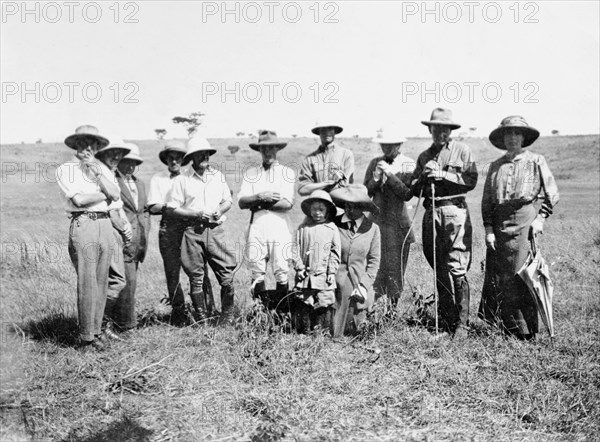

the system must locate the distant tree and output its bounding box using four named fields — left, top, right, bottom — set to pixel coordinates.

left=353, top=134, right=360, bottom=139
left=228, top=145, right=240, bottom=155
left=469, top=127, right=477, bottom=136
left=155, top=129, right=167, bottom=140
left=172, top=111, right=205, bottom=137
left=35, top=138, right=42, bottom=144
left=291, top=134, right=297, bottom=138
left=551, top=130, right=560, bottom=136
left=236, top=131, right=245, bottom=137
